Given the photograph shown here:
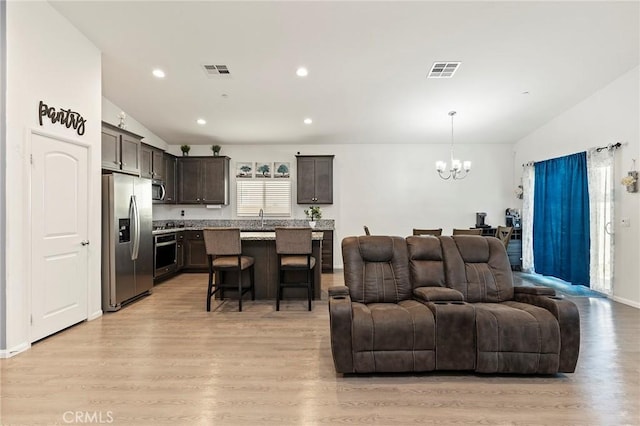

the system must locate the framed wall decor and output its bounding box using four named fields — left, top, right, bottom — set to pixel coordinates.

left=236, top=162, right=253, bottom=178
left=255, top=162, right=272, bottom=178
left=274, top=162, right=290, bottom=178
